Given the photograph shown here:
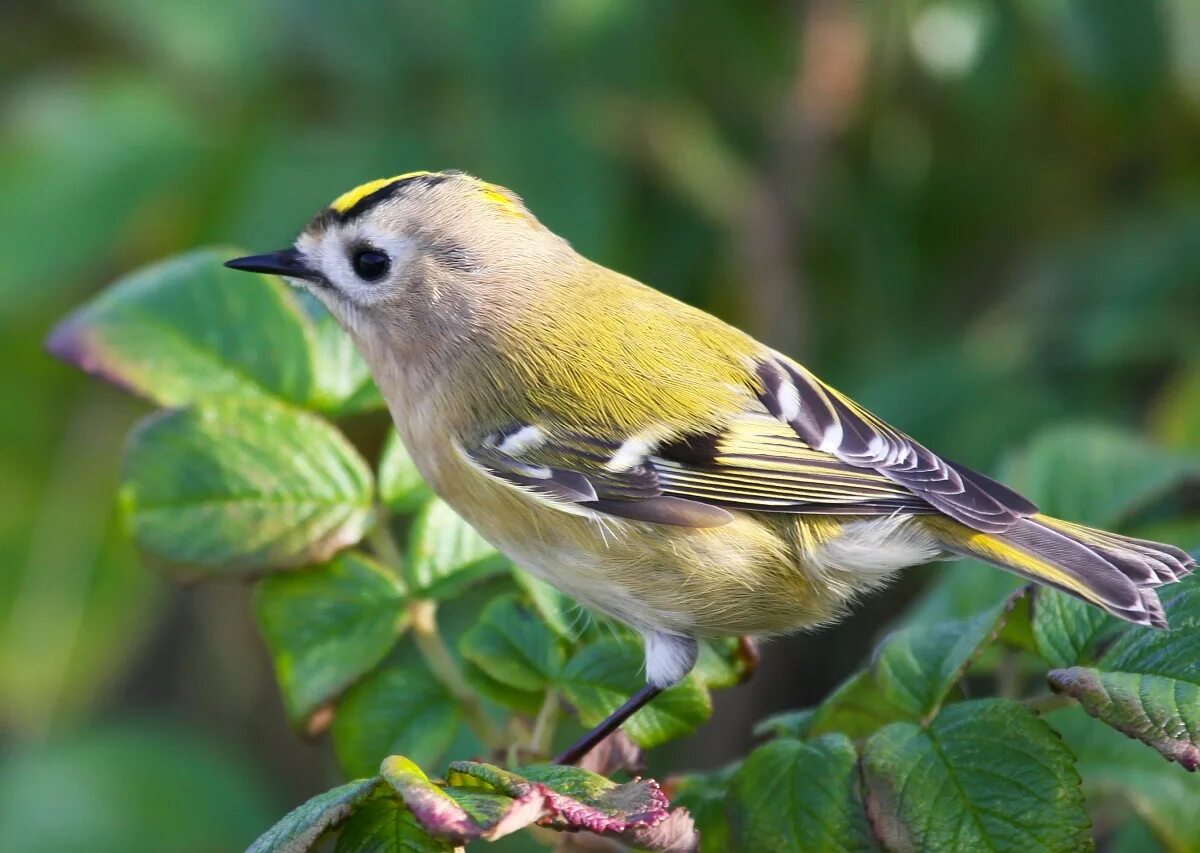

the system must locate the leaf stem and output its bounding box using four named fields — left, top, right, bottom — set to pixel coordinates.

left=1023, top=691, right=1075, bottom=715
left=529, top=688, right=560, bottom=758
left=995, top=651, right=1024, bottom=699
left=368, top=513, right=407, bottom=589
left=409, top=598, right=506, bottom=752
